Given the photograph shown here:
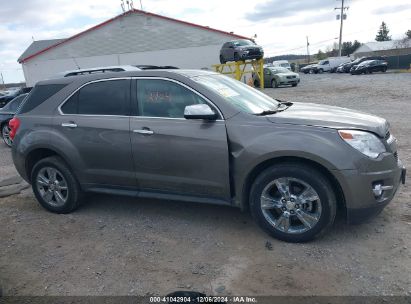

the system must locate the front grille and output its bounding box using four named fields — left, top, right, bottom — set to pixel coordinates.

left=287, top=76, right=296, bottom=79
left=248, top=48, right=261, bottom=55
